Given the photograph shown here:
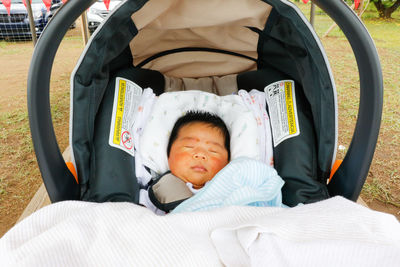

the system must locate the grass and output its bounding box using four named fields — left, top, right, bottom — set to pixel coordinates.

left=0, top=87, right=68, bottom=179
left=0, top=40, right=33, bottom=55
left=296, top=2, right=400, bottom=211
left=300, top=2, right=400, bottom=46
left=363, top=177, right=400, bottom=208
left=0, top=108, right=37, bottom=195
left=0, top=88, right=71, bottom=230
